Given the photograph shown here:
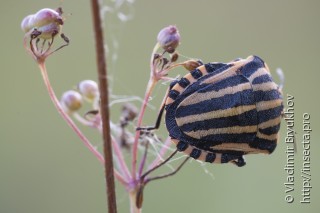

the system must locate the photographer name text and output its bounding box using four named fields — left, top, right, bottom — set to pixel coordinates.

left=284, top=94, right=312, bottom=204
